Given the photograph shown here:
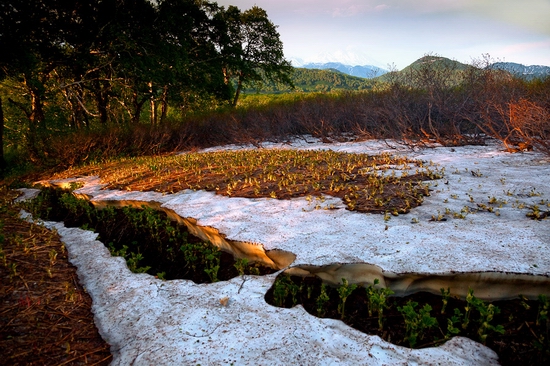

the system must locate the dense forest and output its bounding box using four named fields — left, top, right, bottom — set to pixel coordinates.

left=0, top=1, right=549, bottom=180
left=0, top=0, right=292, bottom=174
